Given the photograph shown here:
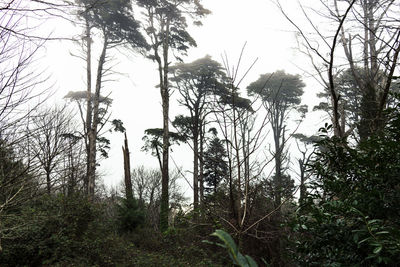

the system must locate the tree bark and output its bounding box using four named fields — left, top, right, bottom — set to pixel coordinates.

left=159, top=19, right=171, bottom=232
left=193, top=131, right=199, bottom=213
left=122, top=132, right=133, bottom=200
left=84, top=16, right=92, bottom=195
left=199, top=123, right=205, bottom=208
